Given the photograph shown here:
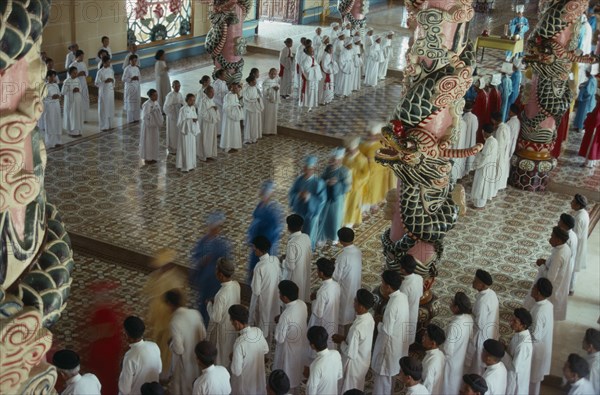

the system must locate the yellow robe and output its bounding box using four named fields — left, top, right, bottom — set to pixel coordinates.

left=343, top=151, right=370, bottom=225
left=359, top=140, right=396, bottom=206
